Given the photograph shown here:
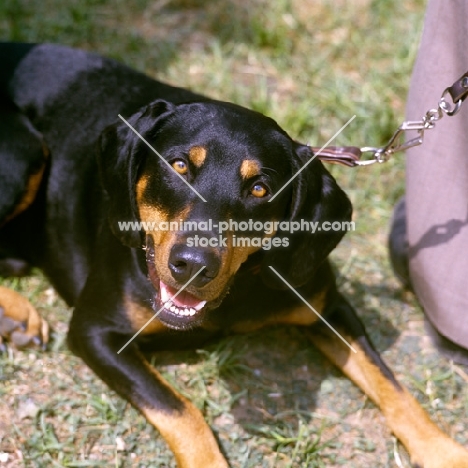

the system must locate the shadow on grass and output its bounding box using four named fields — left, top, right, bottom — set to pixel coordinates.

left=144, top=287, right=400, bottom=436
